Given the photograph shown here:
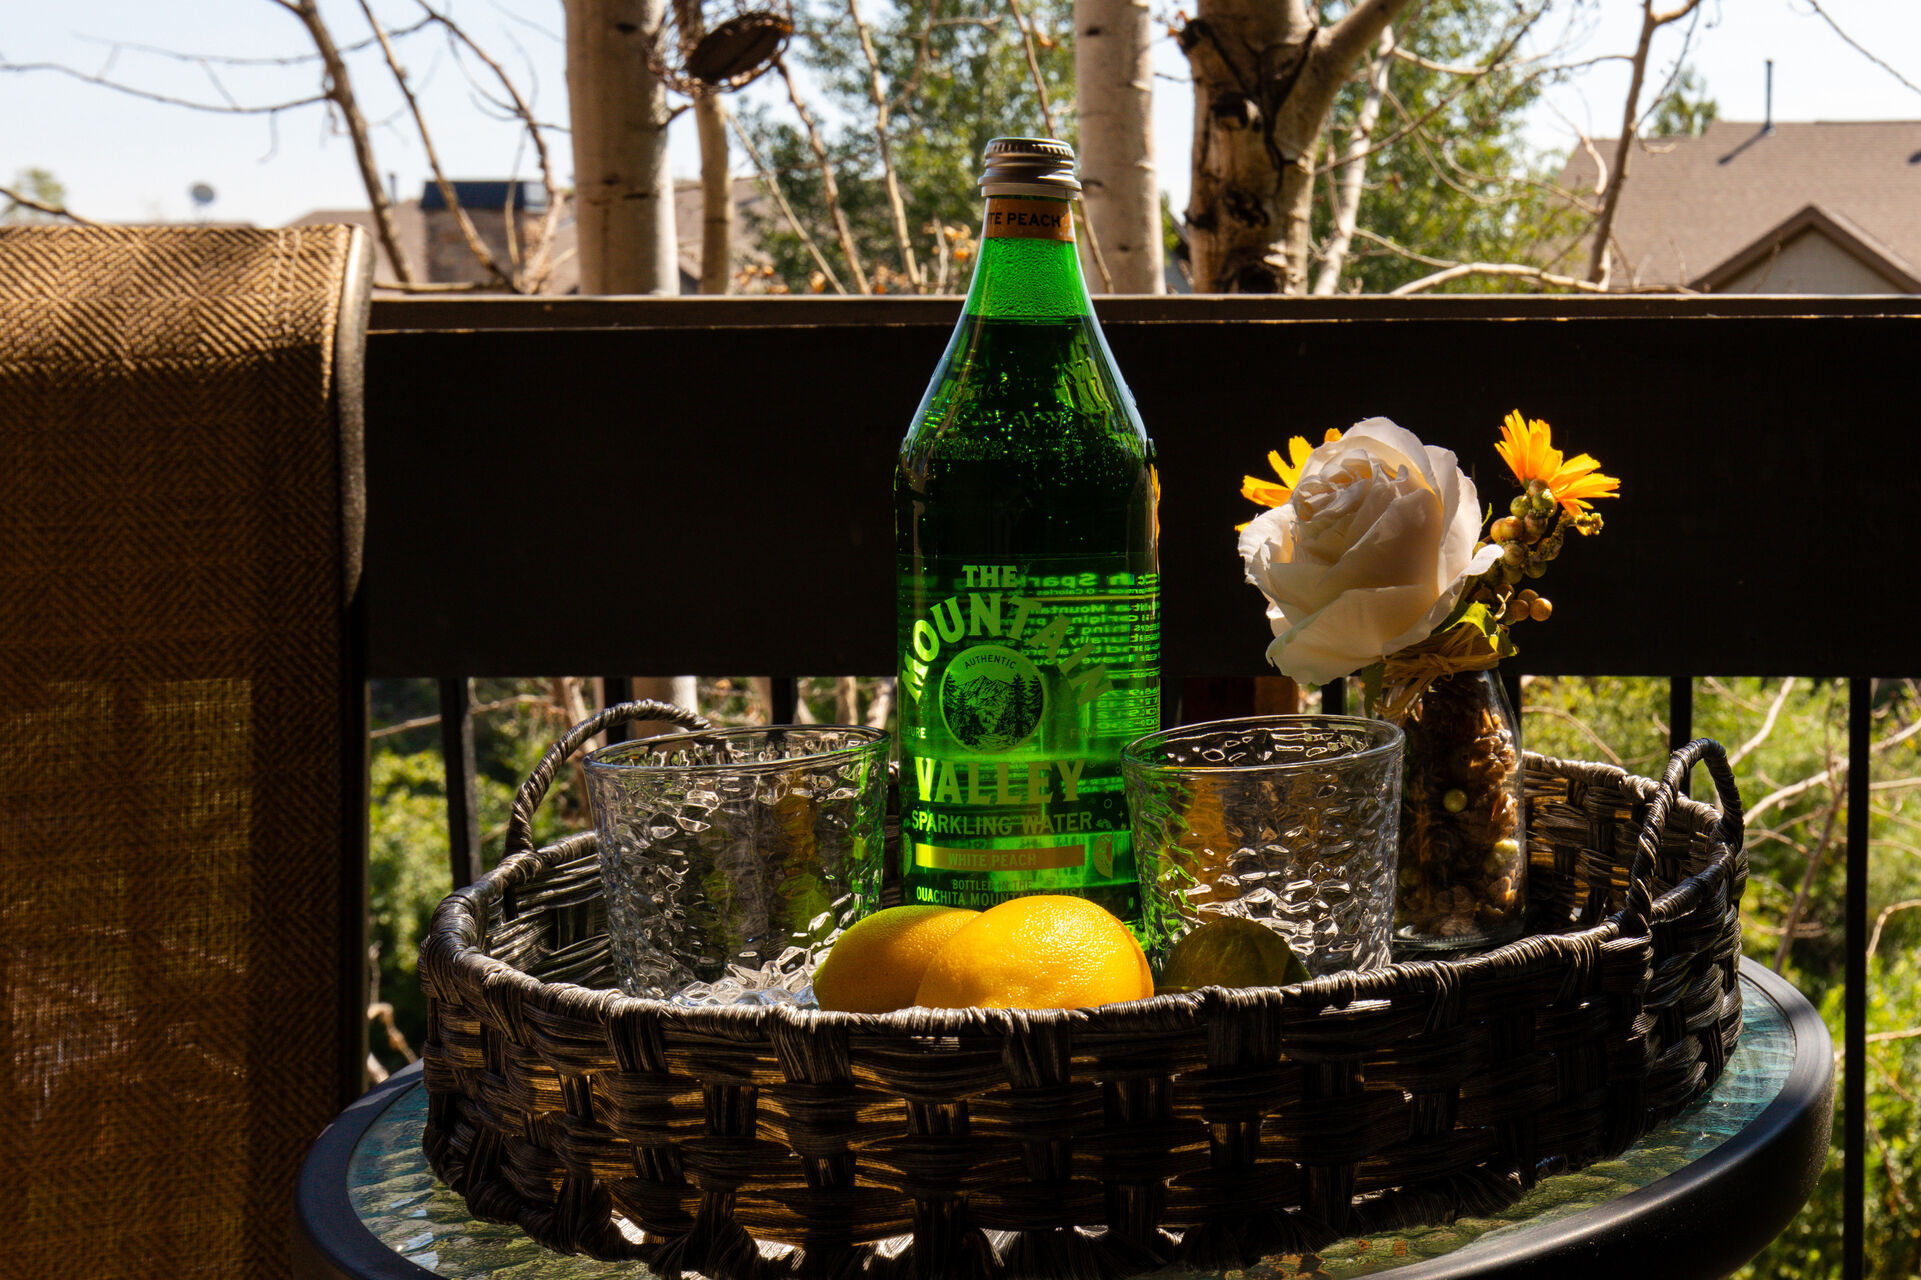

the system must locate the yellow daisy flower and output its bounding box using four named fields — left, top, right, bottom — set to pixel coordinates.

left=1495, top=410, right=1620, bottom=514
left=1242, top=428, right=1342, bottom=510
